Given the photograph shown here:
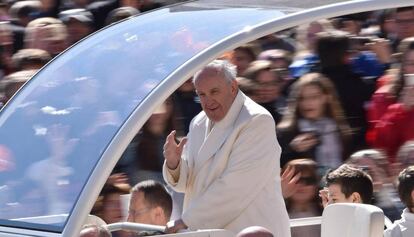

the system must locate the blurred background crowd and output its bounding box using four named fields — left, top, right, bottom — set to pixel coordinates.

left=0, top=0, right=183, bottom=106
left=1, top=2, right=414, bottom=237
